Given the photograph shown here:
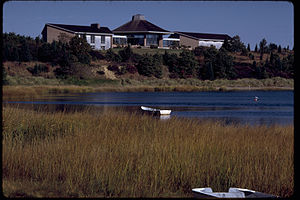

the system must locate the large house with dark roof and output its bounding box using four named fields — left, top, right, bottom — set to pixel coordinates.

left=170, top=31, right=232, bottom=49
left=41, top=23, right=113, bottom=50
left=41, top=14, right=231, bottom=50
left=113, top=14, right=171, bottom=48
